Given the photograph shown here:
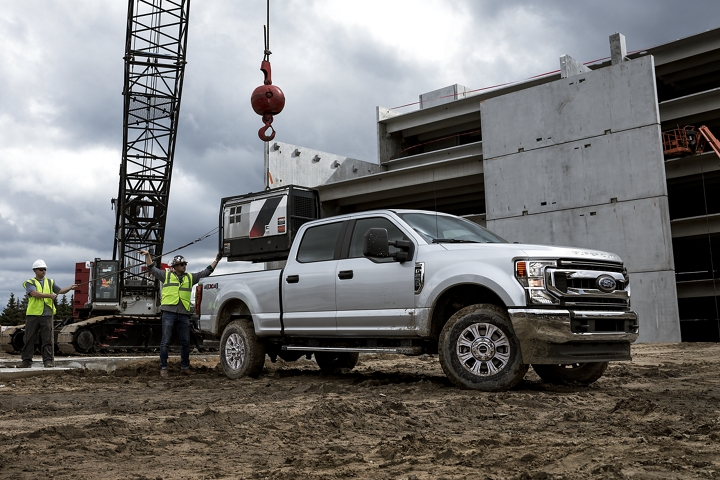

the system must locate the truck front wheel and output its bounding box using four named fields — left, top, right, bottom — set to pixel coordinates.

left=439, top=304, right=528, bottom=391
left=532, top=362, right=608, bottom=386
left=220, top=319, right=266, bottom=379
